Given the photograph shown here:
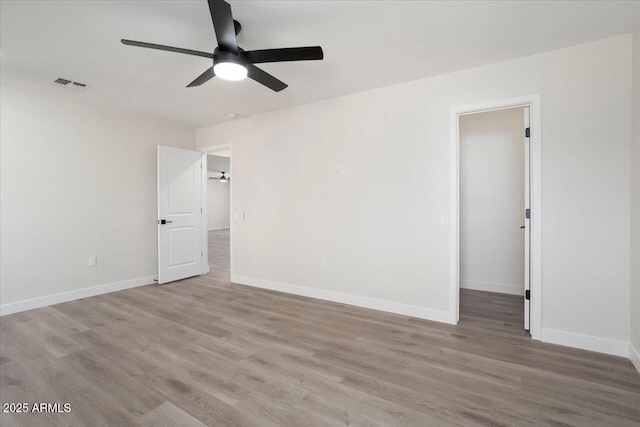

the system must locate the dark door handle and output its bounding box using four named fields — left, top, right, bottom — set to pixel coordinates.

left=159, top=219, right=173, bottom=225
left=520, top=225, right=525, bottom=229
